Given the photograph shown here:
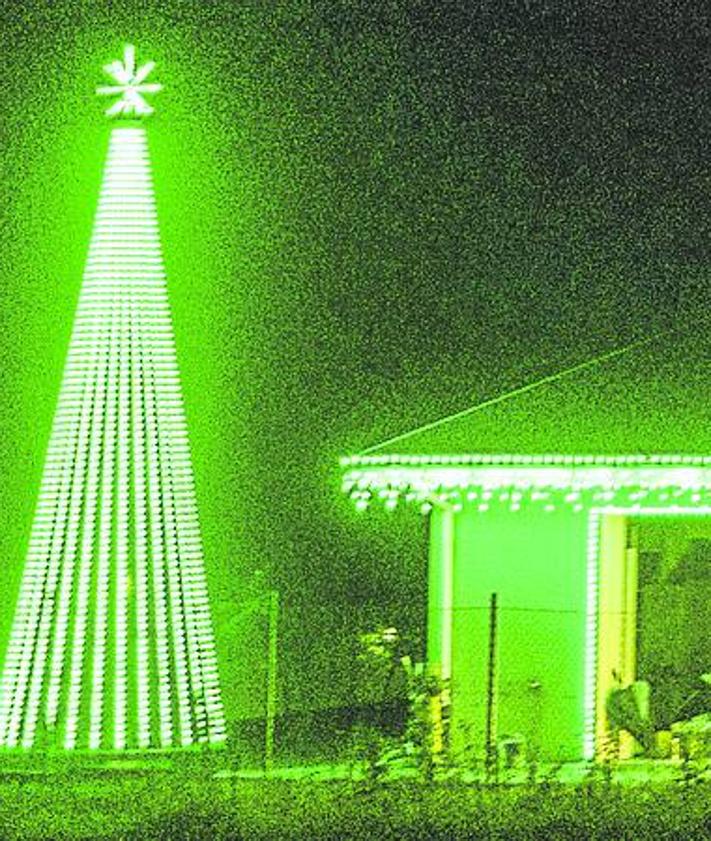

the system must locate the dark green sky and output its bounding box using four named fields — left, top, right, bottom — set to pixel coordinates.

left=0, top=1, right=708, bottom=716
